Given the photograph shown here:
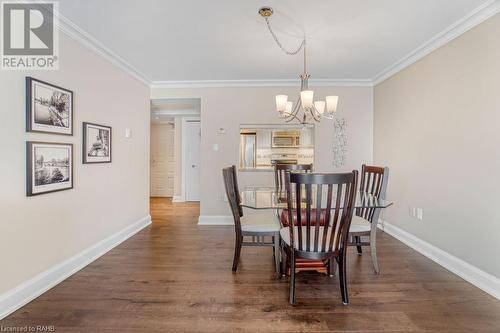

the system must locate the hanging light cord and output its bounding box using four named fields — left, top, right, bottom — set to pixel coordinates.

left=264, top=17, right=305, bottom=56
